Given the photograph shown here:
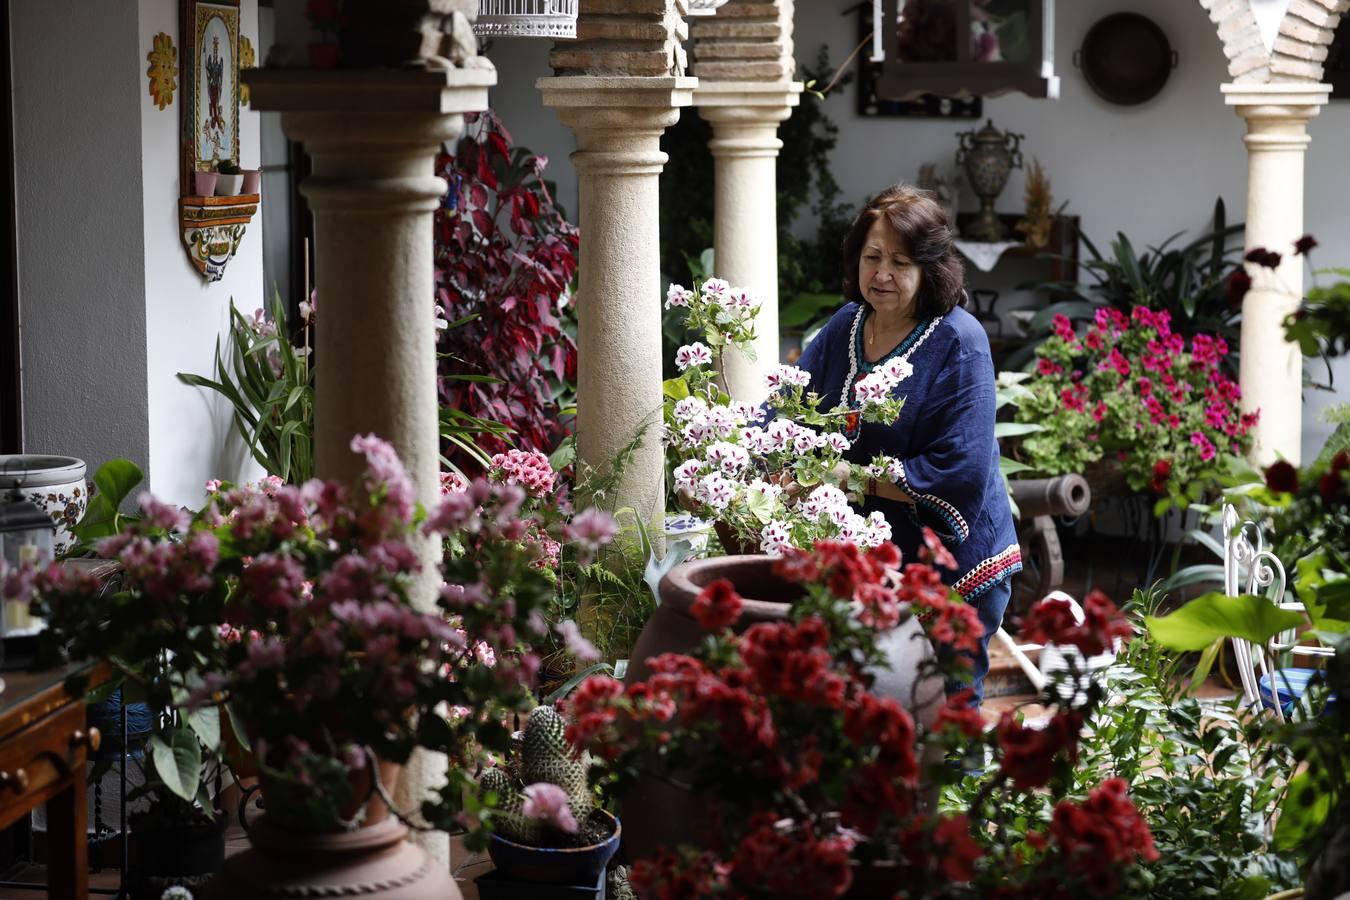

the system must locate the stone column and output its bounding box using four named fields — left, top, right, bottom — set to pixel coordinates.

left=246, top=67, right=494, bottom=866
left=539, top=76, right=696, bottom=531
left=697, top=81, right=800, bottom=402
left=1223, top=82, right=1329, bottom=467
